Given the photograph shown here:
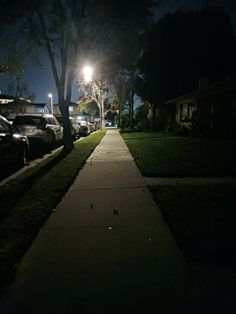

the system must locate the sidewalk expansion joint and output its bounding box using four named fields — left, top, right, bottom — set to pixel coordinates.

left=72, top=186, right=146, bottom=191
left=44, top=224, right=159, bottom=230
